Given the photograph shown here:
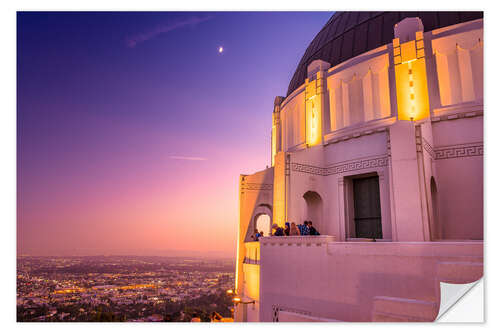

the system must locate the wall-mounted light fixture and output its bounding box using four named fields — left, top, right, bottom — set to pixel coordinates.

left=232, top=297, right=255, bottom=305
